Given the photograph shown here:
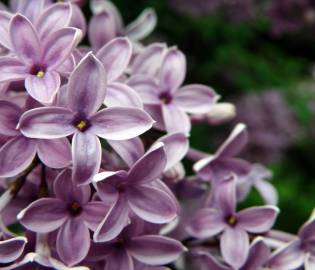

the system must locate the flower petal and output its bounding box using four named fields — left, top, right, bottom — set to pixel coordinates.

left=90, top=107, right=154, bottom=140
left=254, top=179, right=278, bottom=205
left=72, top=132, right=102, bottom=185
left=242, top=238, right=270, bottom=270
left=0, top=100, right=22, bottom=136
left=127, top=185, right=178, bottom=224
left=36, top=138, right=71, bottom=168
left=216, top=176, right=237, bottom=216
left=127, top=143, right=166, bottom=184
left=25, top=71, right=61, bottom=104
left=105, top=82, right=143, bottom=108
left=237, top=206, right=279, bottom=233
left=19, top=107, right=75, bottom=139
left=0, top=11, right=12, bottom=50
left=128, top=235, right=185, bottom=265
left=105, top=248, right=134, bottom=270
left=124, top=8, right=157, bottom=41
left=9, top=14, right=41, bottom=65
left=43, top=27, right=82, bottom=70
left=162, top=104, right=191, bottom=135
left=0, top=237, right=27, bottom=264
left=0, top=136, right=36, bottom=178
left=82, top=201, right=110, bottom=231
left=18, top=198, right=67, bottom=233
left=220, top=228, right=249, bottom=269
left=174, top=84, right=218, bottom=114
left=94, top=198, right=130, bottom=242
left=57, top=219, right=90, bottom=266
left=187, top=208, right=225, bottom=239
left=193, top=251, right=230, bottom=270
left=159, top=48, right=186, bottom=92
left=96, top=37, right=132, bottom=81
left=67, top=52, right=107, bottom=116
left=0, top=57, right=27, bottom=82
